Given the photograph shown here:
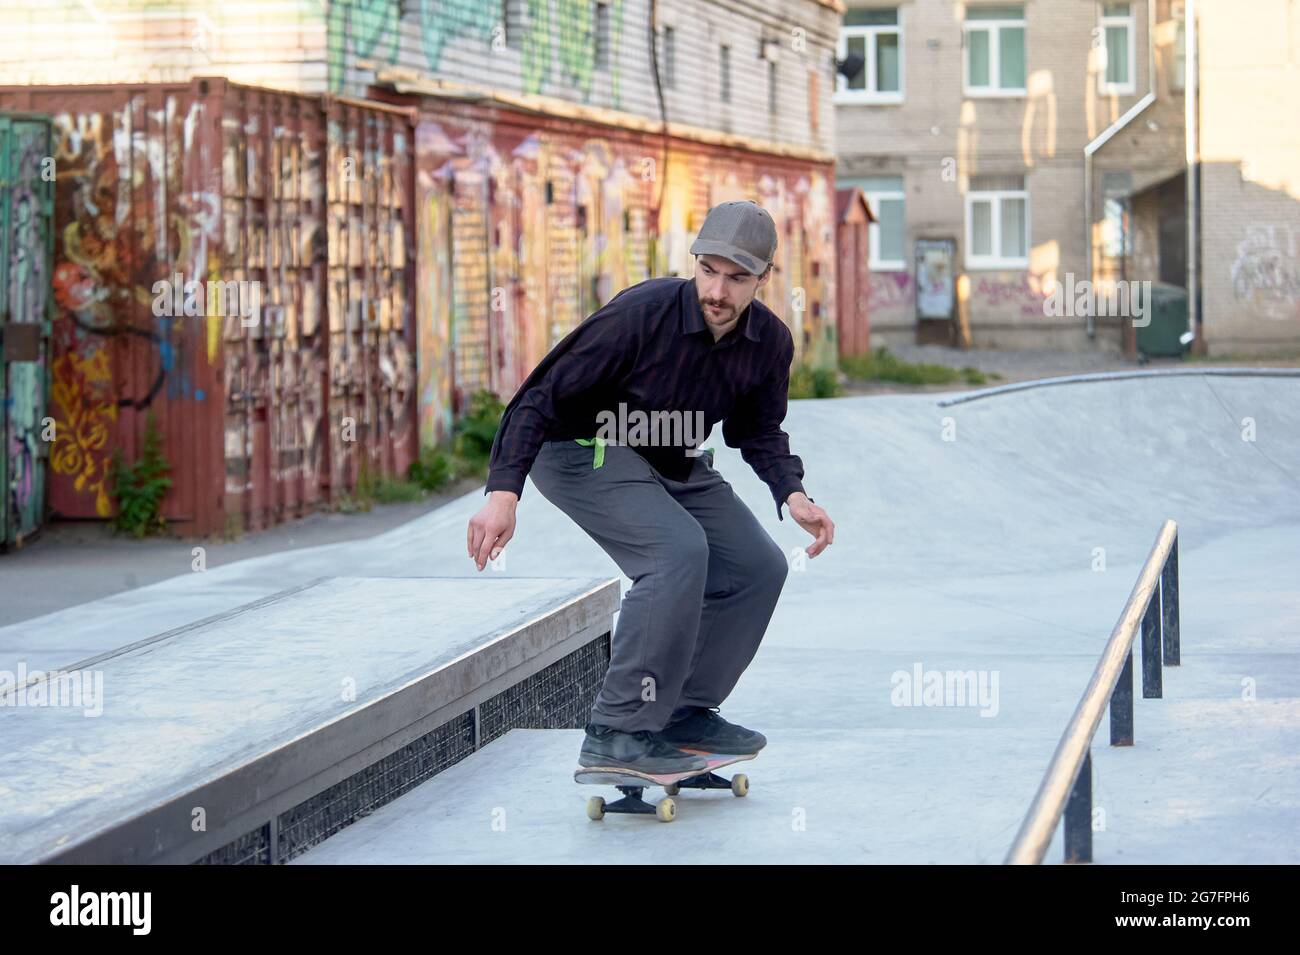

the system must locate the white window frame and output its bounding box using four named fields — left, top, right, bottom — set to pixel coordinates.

left=834, top=12, right=904, bottom=105
left=865, top=190, right=907, bottom=270
left=965, top=186, right=1030, bottom=269
left=963, top=12, right=1027, bottom=98
left=1098, top=2, right=1137, bottom=95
